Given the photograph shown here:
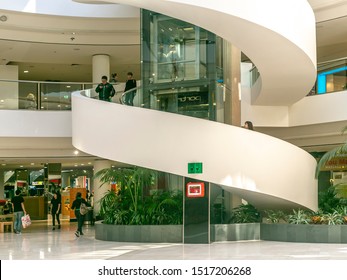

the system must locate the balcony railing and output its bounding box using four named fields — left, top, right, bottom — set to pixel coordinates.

left=0, top=79, right=95, bottom=111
